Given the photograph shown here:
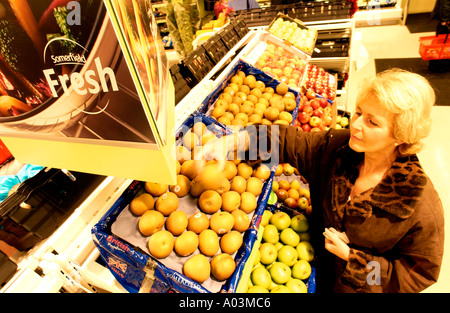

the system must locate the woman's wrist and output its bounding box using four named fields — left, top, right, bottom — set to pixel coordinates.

left=236, top=130, right=250, bottom=151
